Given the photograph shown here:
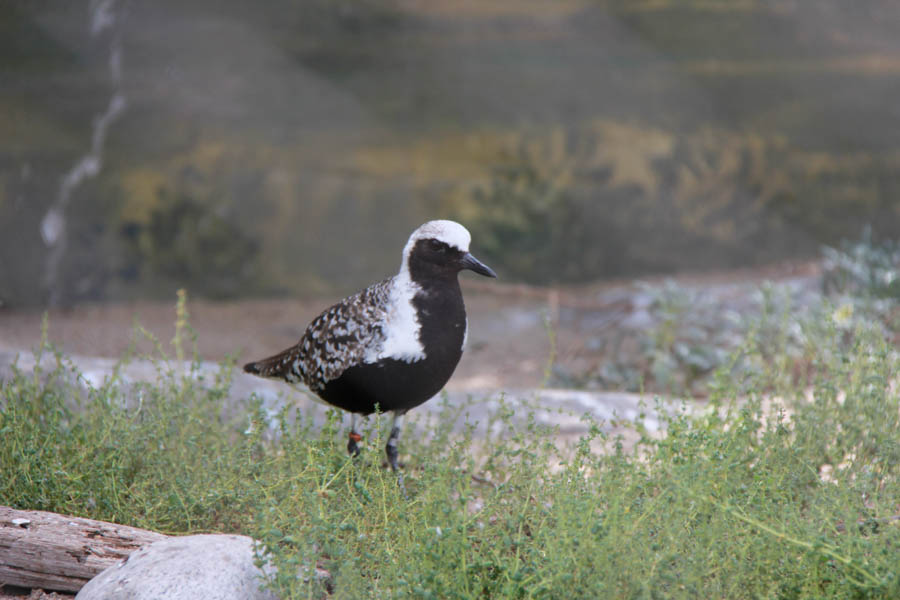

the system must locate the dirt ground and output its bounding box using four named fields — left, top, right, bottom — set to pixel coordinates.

left=0, top=283, right=550, bottom=392
left=0, top=261, right=820, bottom=394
